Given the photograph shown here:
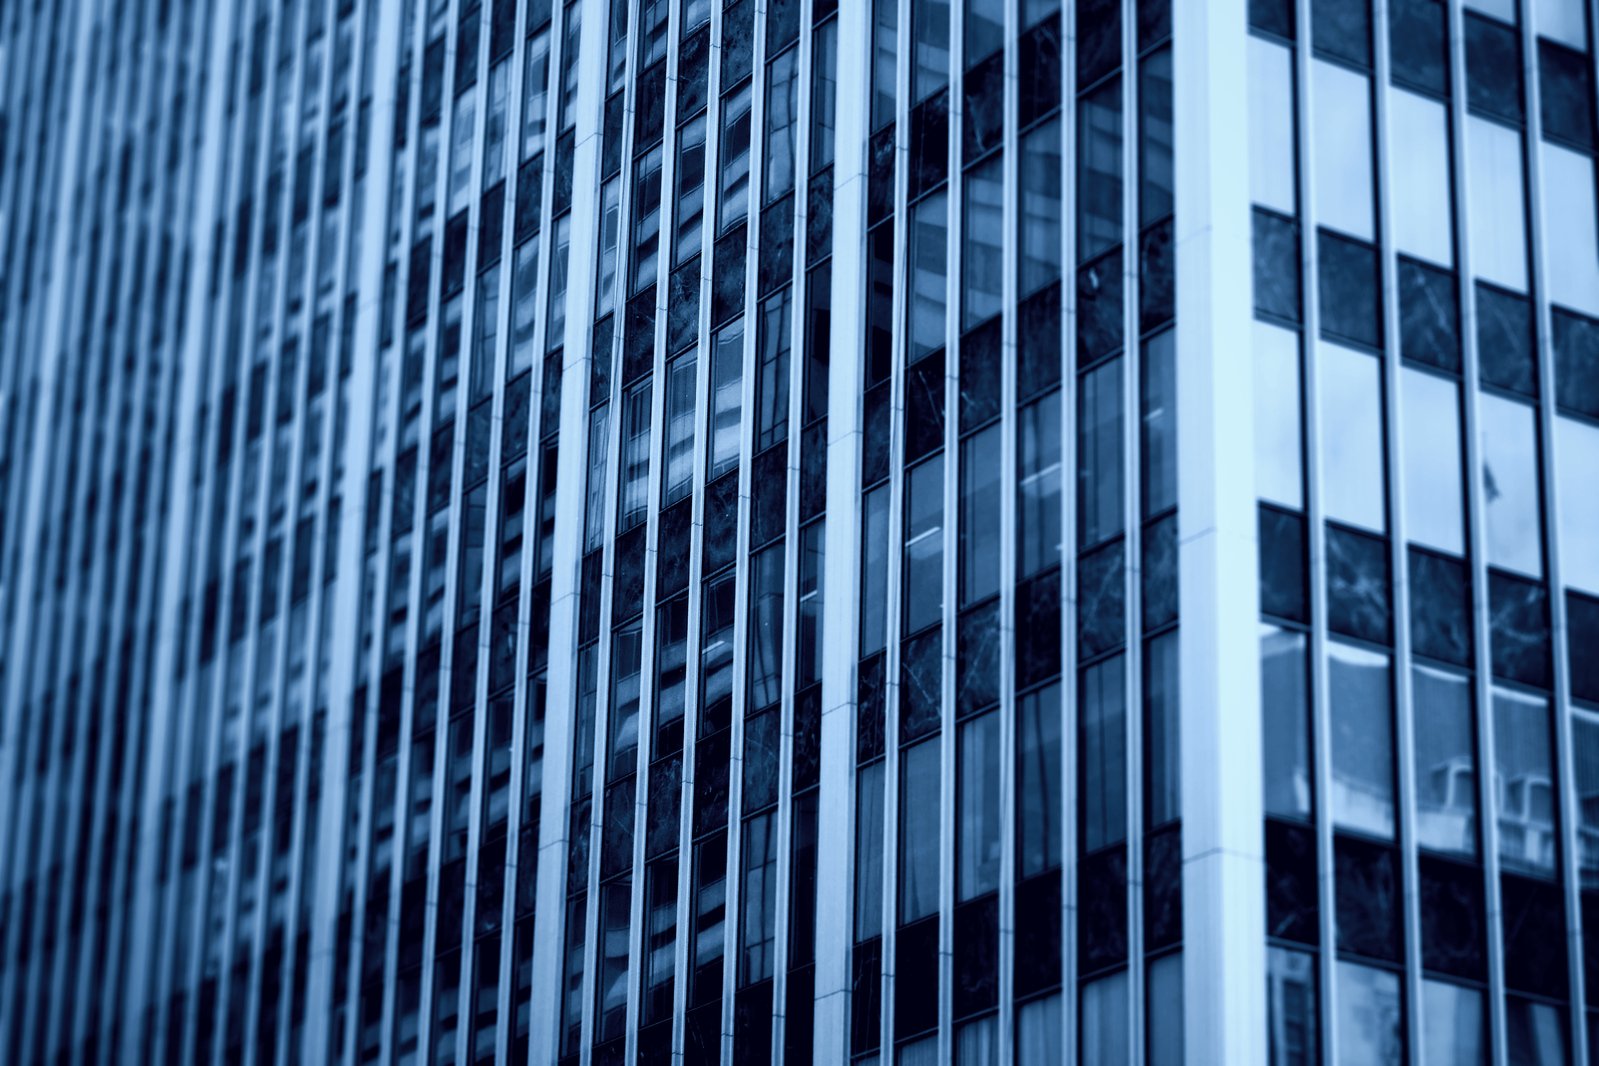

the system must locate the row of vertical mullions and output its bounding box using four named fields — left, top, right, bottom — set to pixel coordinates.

left=33, top=3, right=165, bottom=1056
left=98, top=7, right=227, bottom=1059
left=1519, top=0, right=1593, bottom=1059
